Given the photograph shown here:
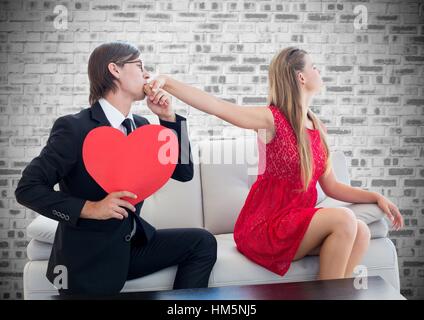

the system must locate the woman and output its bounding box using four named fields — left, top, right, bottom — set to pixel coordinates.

left=145, top=47, right=403, bottom=280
